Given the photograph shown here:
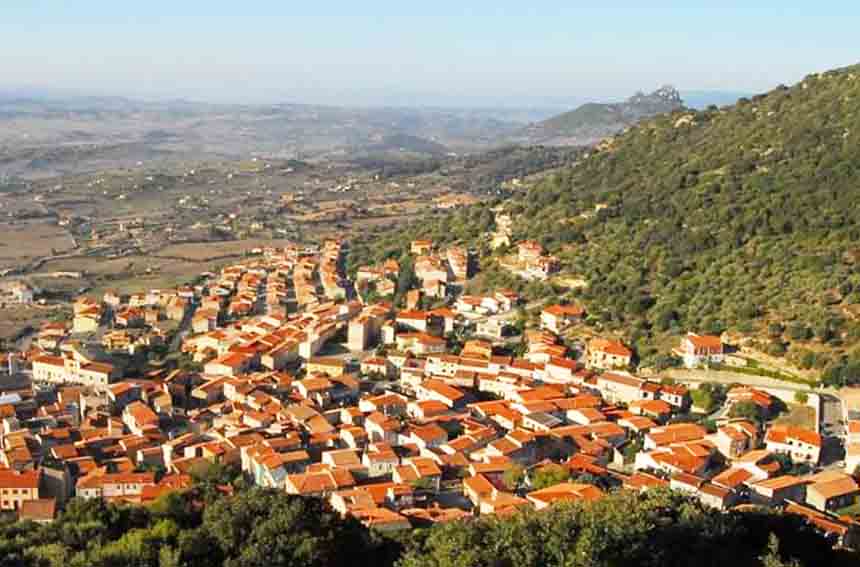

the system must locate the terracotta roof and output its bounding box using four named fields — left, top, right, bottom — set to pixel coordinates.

left=765, top=425, right=821, bottom=448
left=527, top=482, right=603, bottom=506
left=18, top=498, right=55, bottom=522
left=589, top=339, right=632, bottom=358
left=0, top=469, right=40, bottom=489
